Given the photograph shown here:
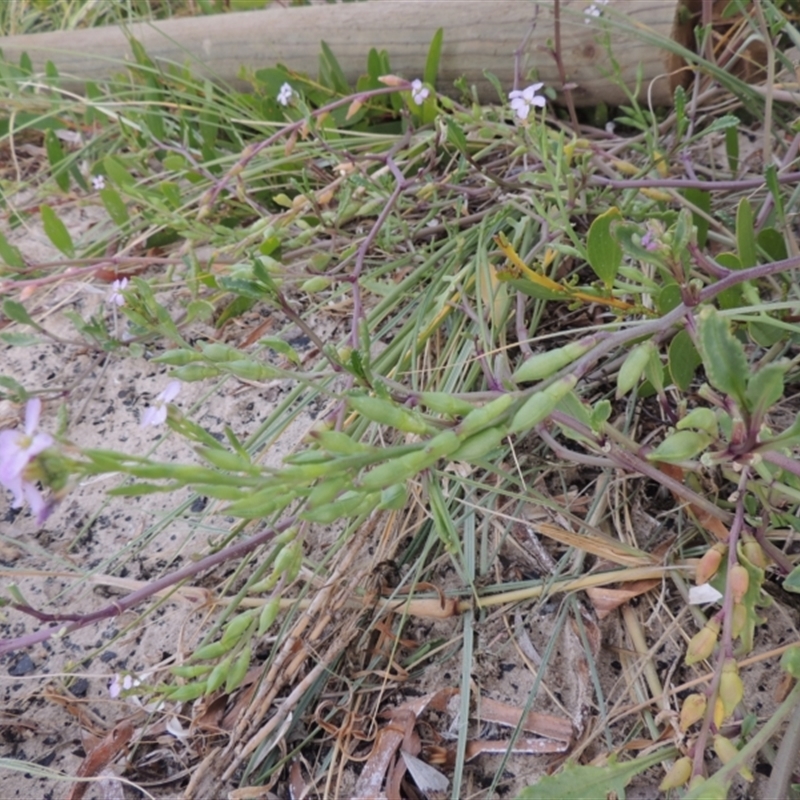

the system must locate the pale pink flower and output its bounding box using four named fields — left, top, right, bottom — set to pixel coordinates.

left=508, top=83, right=546, bottom=120
left=0, top=398, right=53, bottom=521
left=277, top=83, right=293, bottom=107
left=410, top=79, right=430, bottom=105
left=140, top=381, right=181, bottom=428
left=107, top=278, right=128, bottom=307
